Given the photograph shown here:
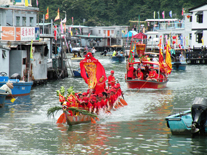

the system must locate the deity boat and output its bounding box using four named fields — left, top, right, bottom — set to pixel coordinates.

left=165, top=97, right=207, bottom=137
left=125, top=61, right=168, bottom=89
left=126, top=39, right=171, bottom=89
